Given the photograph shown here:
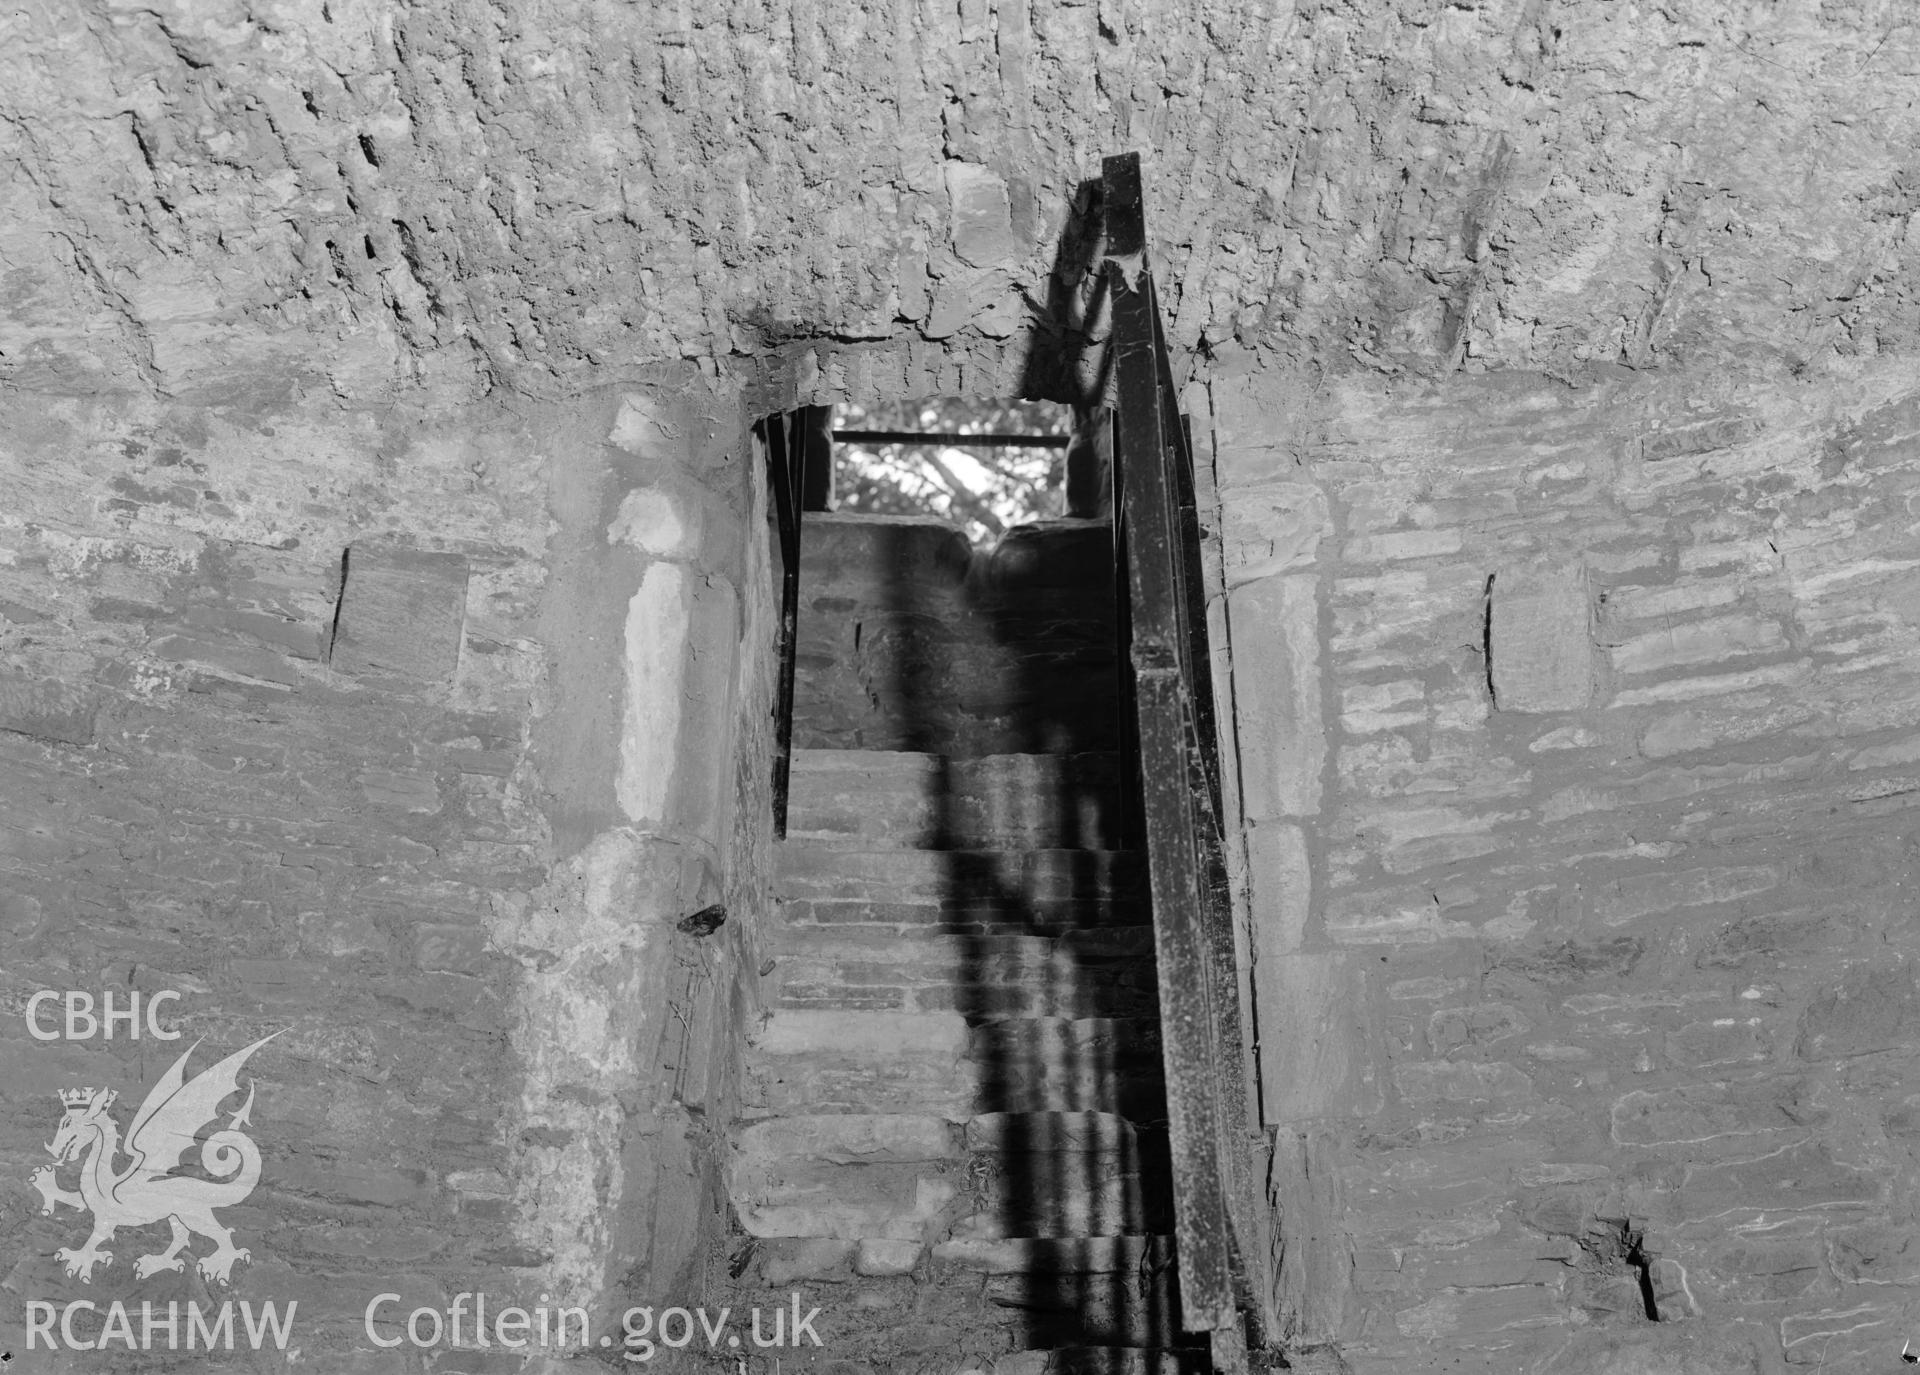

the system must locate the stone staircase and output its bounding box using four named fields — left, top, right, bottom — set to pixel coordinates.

left=724, top=747, right=1198, bottom=1374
